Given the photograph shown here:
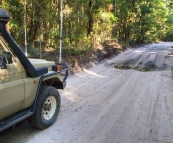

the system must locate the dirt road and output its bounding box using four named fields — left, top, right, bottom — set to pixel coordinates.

left=1, top=42, right=173, bottom=143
